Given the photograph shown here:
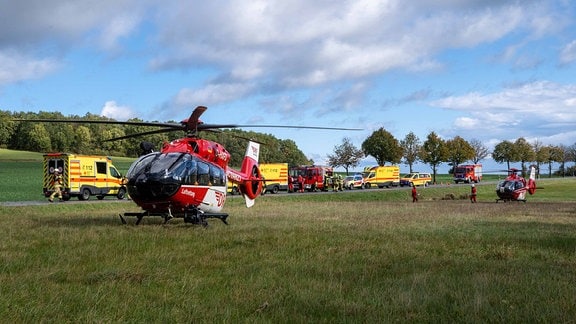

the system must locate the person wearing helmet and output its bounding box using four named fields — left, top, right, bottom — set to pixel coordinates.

left=470, top=183, right=477, bottom=203
left=49, top=170, right=64, bottom=202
